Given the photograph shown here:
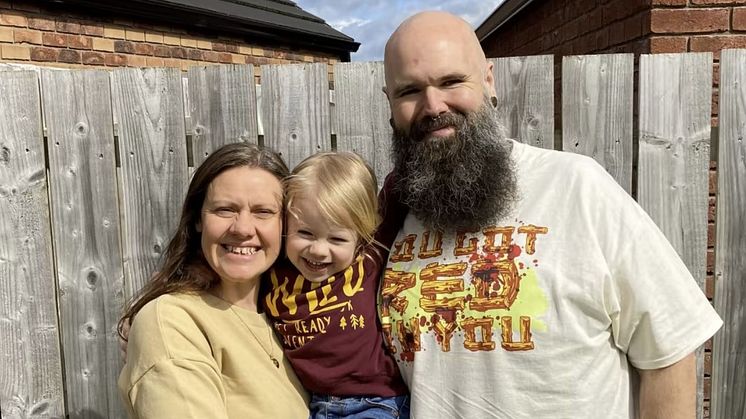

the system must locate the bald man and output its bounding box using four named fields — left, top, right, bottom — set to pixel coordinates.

left=377, top=11, right=722, bottom=419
